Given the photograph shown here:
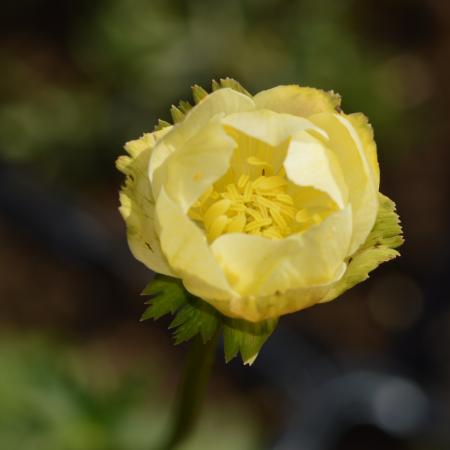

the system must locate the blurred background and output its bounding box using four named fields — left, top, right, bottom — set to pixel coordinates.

left=0, top=0, right=449, bottom=448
